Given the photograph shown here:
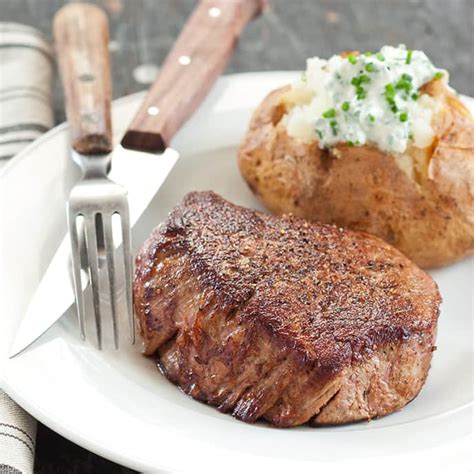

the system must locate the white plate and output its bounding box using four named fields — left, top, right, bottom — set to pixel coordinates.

left=0, top=72, right=472, bottom=473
